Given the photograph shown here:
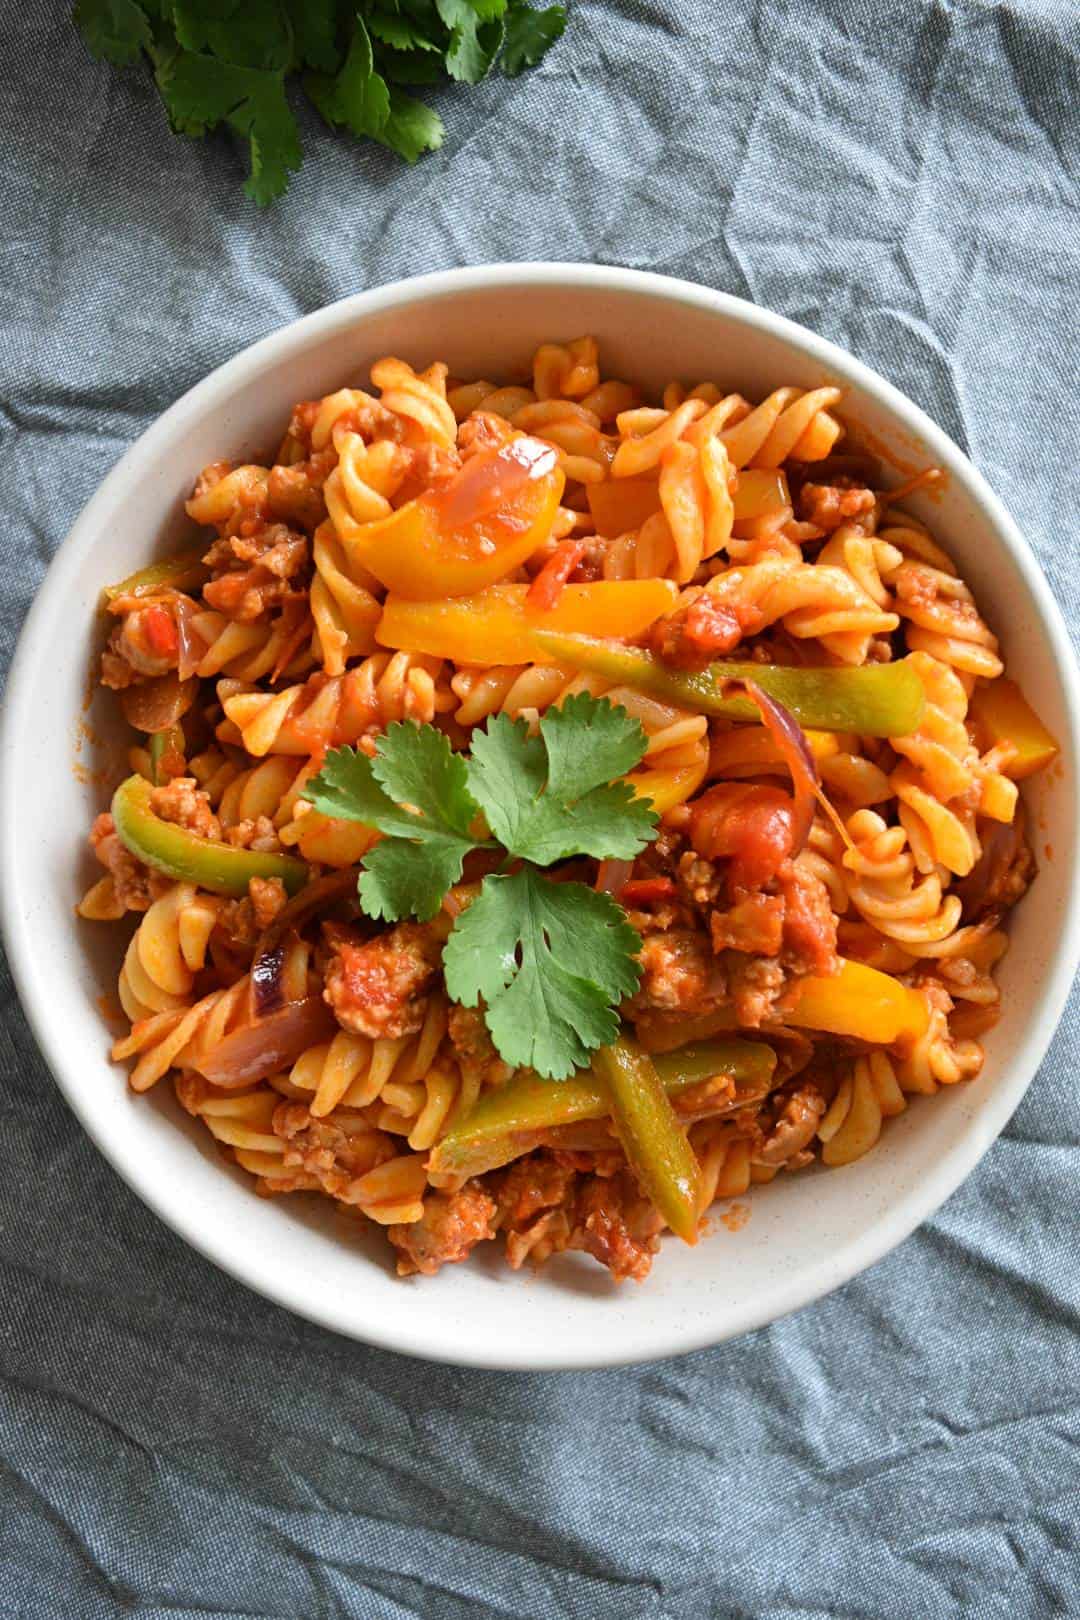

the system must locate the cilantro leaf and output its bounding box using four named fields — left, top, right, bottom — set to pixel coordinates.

left=466, top=694, right=658, bottom=866
left=541, top=692, right=652, bottom=803
left=366, top=10, right=443, bottom=51
left=306, top=740, right=483, bottom=922
left=443, top=870, right=643, bottom=1079
left=501, top=0, right=565, bottom=76
left=171, top=0, right=292, bottom=70
left=306, top=16, right=390, bottom=141
left=369, top=721, right=479, bottom=836
left=73, top=0, right=566, bottom=197
left=376, top=87, right=446, bottom=162
left=435, top=0, right=505, bottom=83
left=75, top=0, right=153, bottom=65
left=286, top=0, right=342, bottom=72
left=465, top=714, right=548, bottom=854
left=359, top=835, right=470, bottom=923
left=155, top=48, right=301, bottom=203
